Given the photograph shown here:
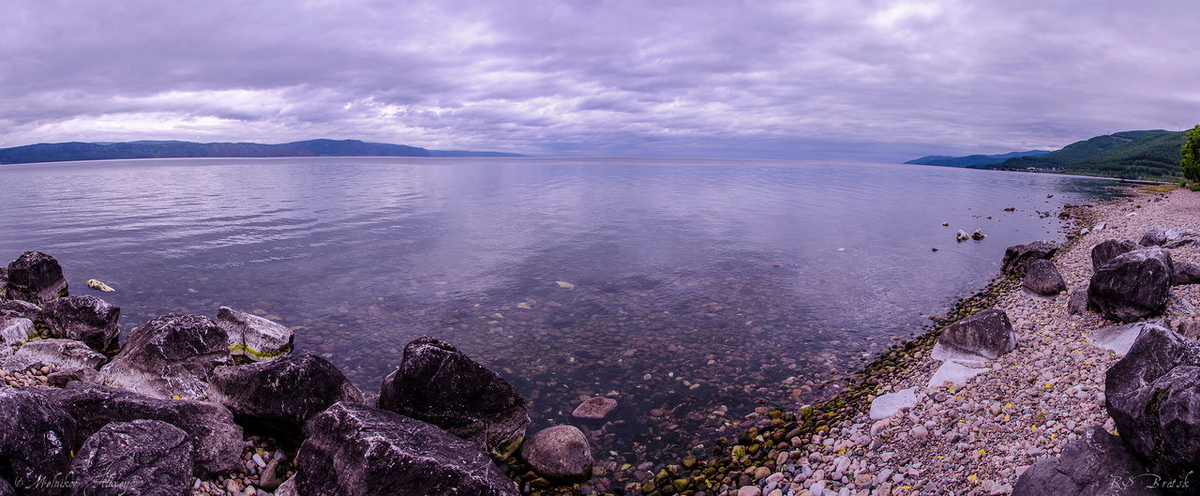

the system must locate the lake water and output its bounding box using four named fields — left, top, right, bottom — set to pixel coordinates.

left=0, top=157, right=1122, bottom=468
